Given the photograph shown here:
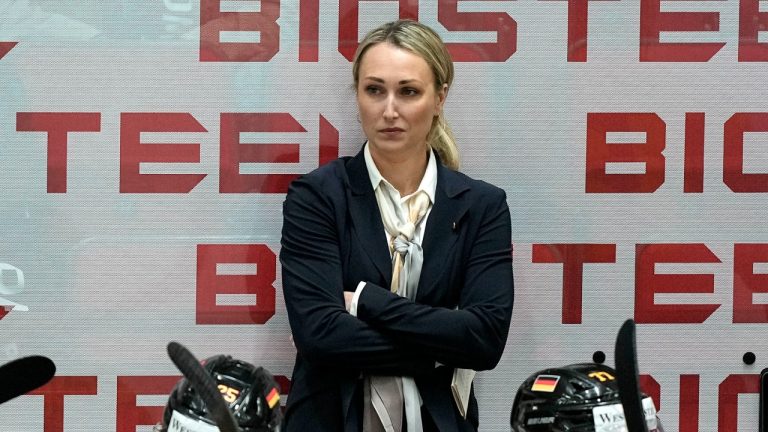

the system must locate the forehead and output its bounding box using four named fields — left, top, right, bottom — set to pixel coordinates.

left=358, top=43, right=434, bottom=84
